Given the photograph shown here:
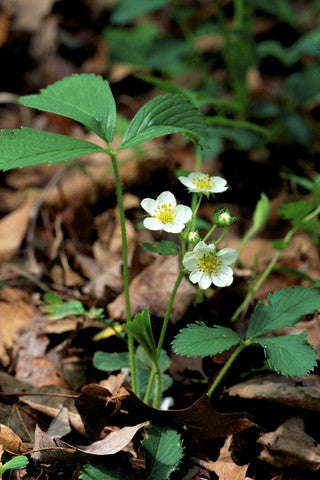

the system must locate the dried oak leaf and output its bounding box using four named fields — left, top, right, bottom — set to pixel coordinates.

left=0, top=424, right=28, bottom=455
left=258, top=416, right=320, bottom=471
left=75, top=384, right=254, bottom=442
